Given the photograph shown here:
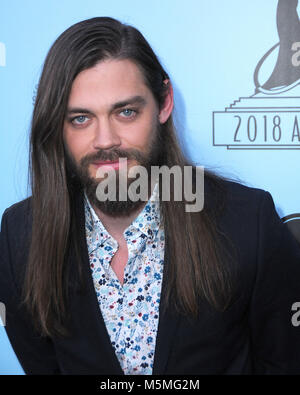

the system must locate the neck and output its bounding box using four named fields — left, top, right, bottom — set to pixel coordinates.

left=88, top=181, right=157, bottom=241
